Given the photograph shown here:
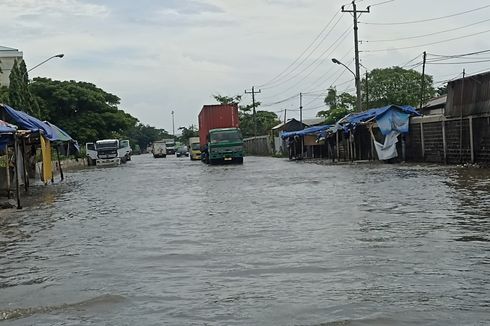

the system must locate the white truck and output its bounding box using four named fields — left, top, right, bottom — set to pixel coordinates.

left=152, top=141, right=167, bottom=158
left=118, top=139, right=132, bottom=163
left=162, top=138, right=176, bottom=155
left=95, top=139, right=121, bottom=166
left=85, top=142, right=98, bottom=166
